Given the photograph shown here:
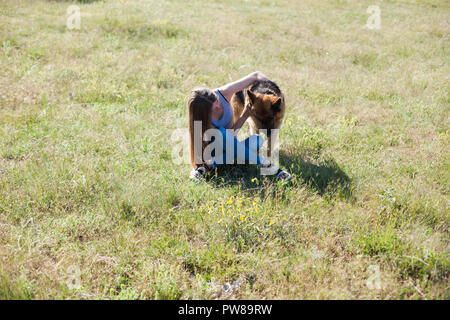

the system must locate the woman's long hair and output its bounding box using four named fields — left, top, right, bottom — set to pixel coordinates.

left=187, top=87, right=216, bottom=168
